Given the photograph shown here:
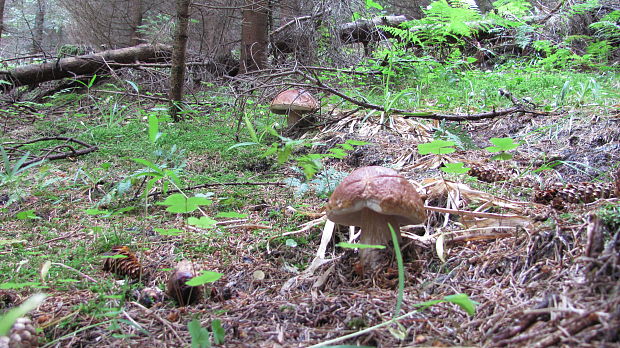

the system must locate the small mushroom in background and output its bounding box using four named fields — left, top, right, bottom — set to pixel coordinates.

left=326, top=166, right=426, bottom=273
left=269, top=89, right=318, bottom=127
left=166, top=260, right=203, bottom=306
left=136, top=286, right=165, bottom=308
